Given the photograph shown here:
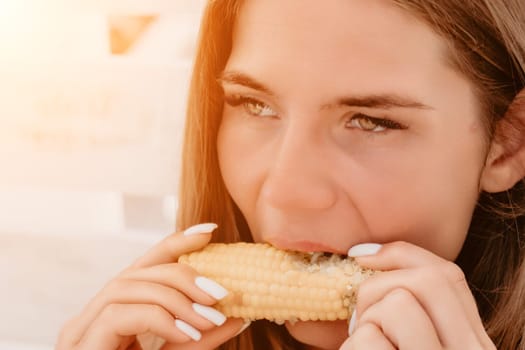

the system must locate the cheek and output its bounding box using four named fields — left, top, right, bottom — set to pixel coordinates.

left=217, top=115, right=263, bottom=220
left=351, top=137, right=483, bottom=260
left=359, top=183, right=472, bottom=260
left=218, top=105, right=486, bottom=261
